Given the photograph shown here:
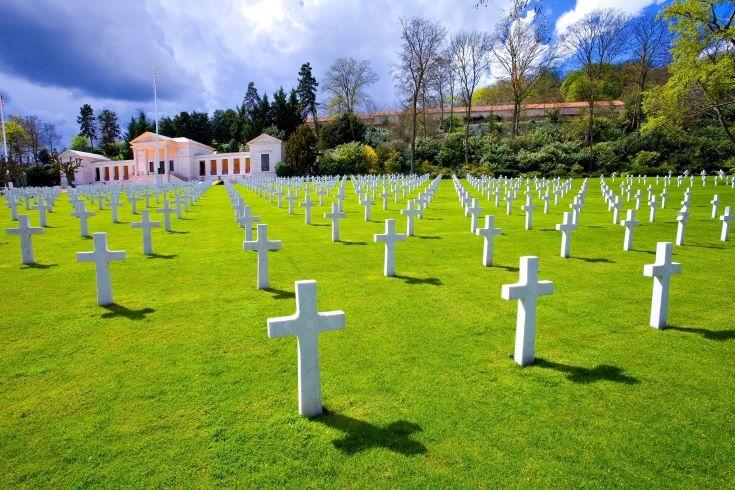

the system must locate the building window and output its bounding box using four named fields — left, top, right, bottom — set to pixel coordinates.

left=199, top=161, right=206, bottom=176
left=222, top=159, right=229, bottom=175
left=149, top=162, right=154, bottom=173
left=95, top=168, right=100, bottom=181
left=113, top=167, right=120, bottom=180
left=245, top=157, right=251, bottom=174
left=233, top=158, right=240, bottom=174
left=104, top=167, right=110, bottom=181
left=123, top=166, right=129, bottom=180
left=158, top=161, right=164, bottom=174
left=261, top=154, right=270, bottom=171
left=169, top=160, right=174, bottom=172
left=210, top=160, right=217, bottom=175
